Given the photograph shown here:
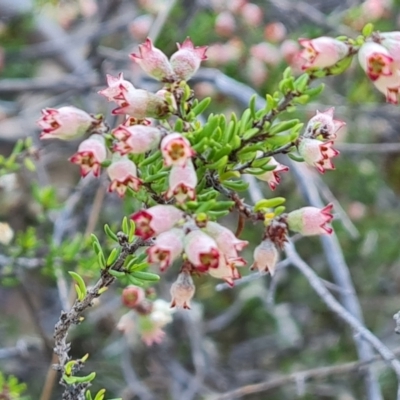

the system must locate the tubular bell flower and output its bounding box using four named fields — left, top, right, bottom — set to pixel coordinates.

left=130, top=38, right=174, bottom=81
left=69, top=134, right=107, bottom=177
left=161, top=133, right=195, bottom=167
left=298, top=138, right=339, bottom=173
left=170, top=38, right=208, bottom=81
left=299, top=37, right=349, bottom=69
left=250, top=239, right=279, bottom=275
left=184, top=230, right=220, bottom=271
left=147, top=228, right=184, bottom=271
left=170, top=270, right=196, bottom=309
left=107, top=157, right=142, bottom=197
left=254, top=157, right=289, bottom=190
left=358, top=42, right=394, bottom=81
left=208, top=255, right=241, bottom=286
left=379, top=32, right=400, bottom=68
left=305, top=108, right=346, bottom=140
left=166, top=160, right=198, bottom=204
left=37, top=106, right=94, bottom=140
left=98, top=73, right=135, bottom=101
left=131, top=205, right=183, bottom=240
left=112, top=124, right=162, bottom=155
left=287, top=204, right=334, bottom=236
